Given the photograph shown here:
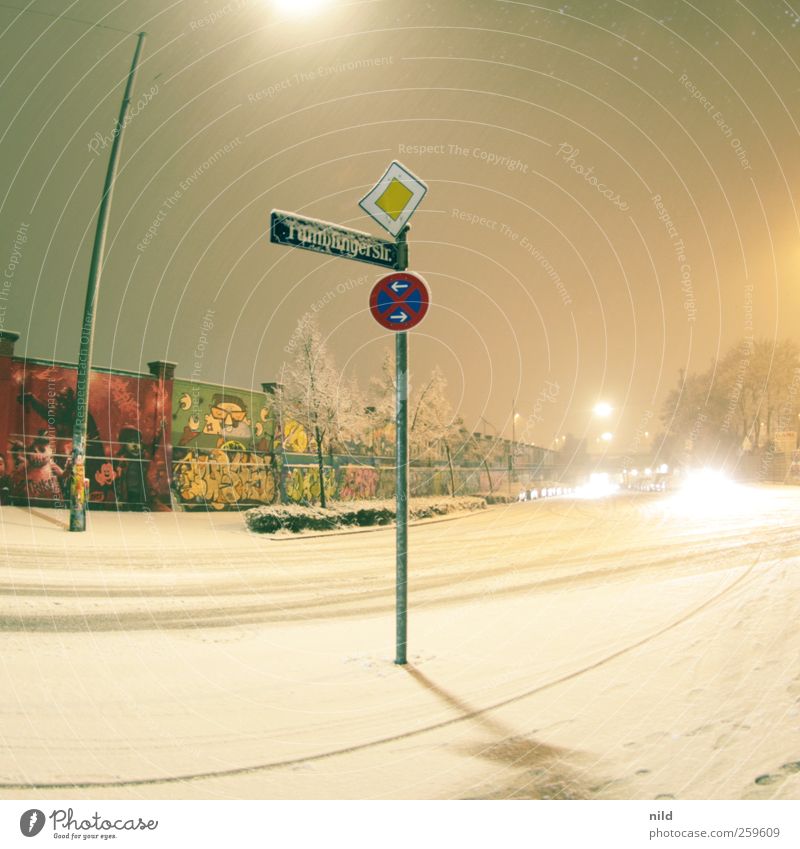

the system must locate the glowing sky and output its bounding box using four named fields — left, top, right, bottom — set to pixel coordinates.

left=1, top=0, right=798, bottom=449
